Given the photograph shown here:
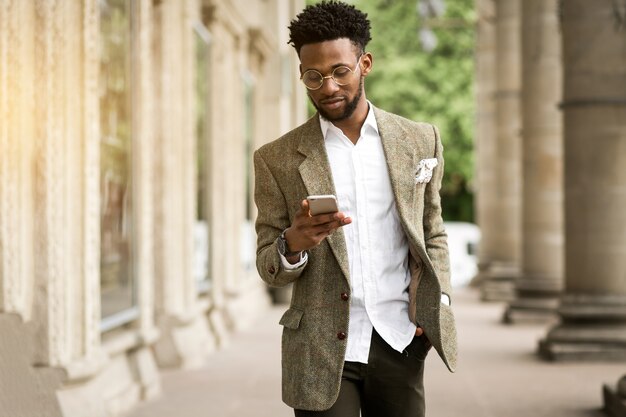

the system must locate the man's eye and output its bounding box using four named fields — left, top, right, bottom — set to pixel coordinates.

left=333, top=67, right=351, bottom=77
left=304, top=72, right=322, bottom=82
